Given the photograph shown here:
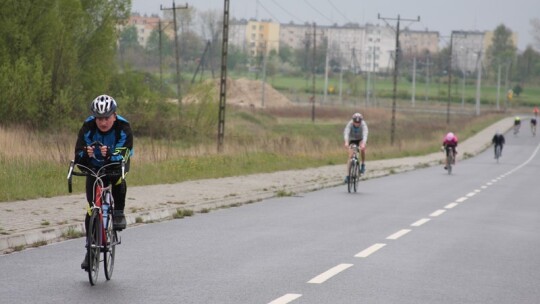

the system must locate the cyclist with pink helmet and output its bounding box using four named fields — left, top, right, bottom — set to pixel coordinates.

left=442, top=132, right=458, bottom=170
